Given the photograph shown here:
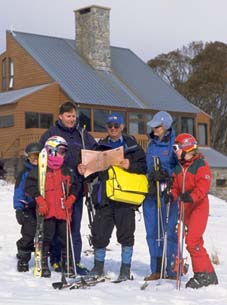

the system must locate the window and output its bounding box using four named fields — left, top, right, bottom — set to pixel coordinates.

left=78, top=108, right=91, bottom=131
left=94, top=109, right=109, bottom=132
left=128, top=112, right=145, bottom=134
left=0, top=115, right=14, bottom=127
left=198, top=123, right=208, bottom=145
left=216, top=179, right=227, bottom=187
left=25, top=112, right=53, bottom=129
left=2, top=58, right=6, bottom=90
left=9, top=58, right=14, bottom=89
left=181, top=117, right=194, bottom=135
